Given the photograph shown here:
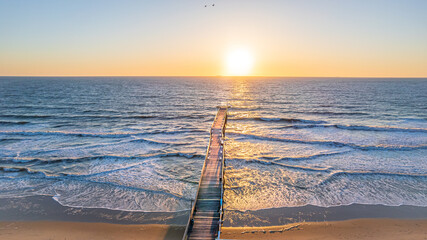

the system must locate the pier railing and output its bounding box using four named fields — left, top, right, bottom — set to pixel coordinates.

left=182, top=106, right=228, bottom=240
left=181, top=126, right=213, bottom=240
